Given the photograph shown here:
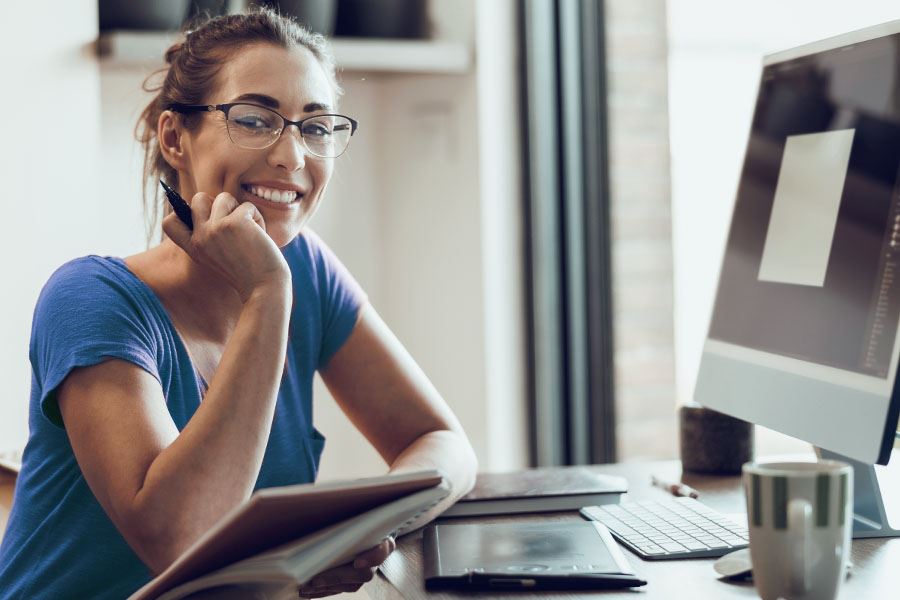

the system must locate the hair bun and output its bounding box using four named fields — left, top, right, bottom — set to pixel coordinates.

left=164, top=40, right=187, bottom=65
